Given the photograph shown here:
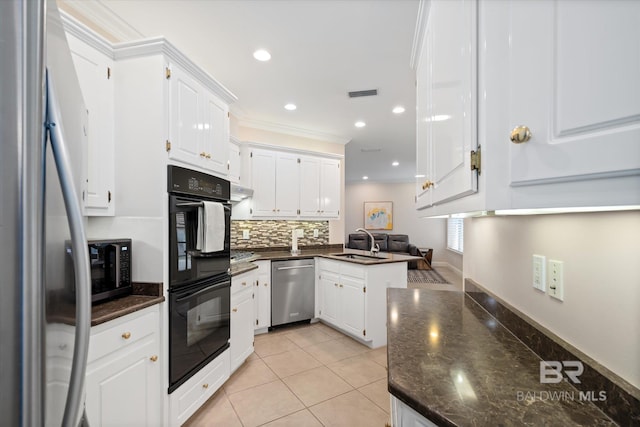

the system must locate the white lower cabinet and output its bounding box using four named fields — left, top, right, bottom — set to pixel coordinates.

left=254, top=260, right=271, bottom=333
left=231, top=269, right=256, bottom=372
left=84, top=305, right=162, bottom=427
left=169, top=350, right=230, bottom=427
left=316, top=258, right=407, bottom=348
left=391, top=396, right=438, bottom=427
